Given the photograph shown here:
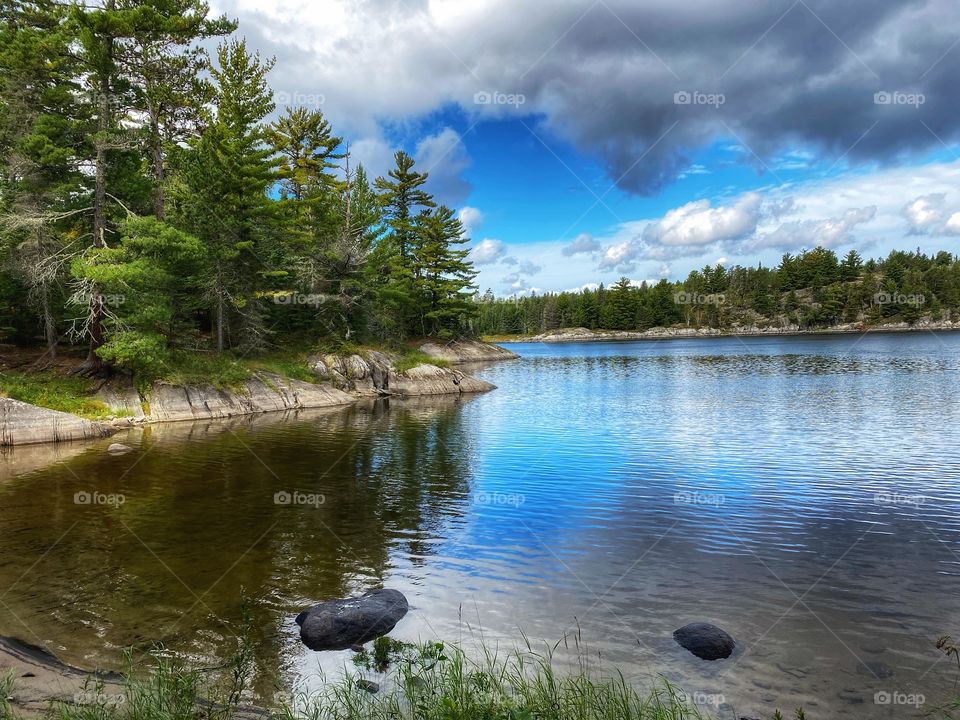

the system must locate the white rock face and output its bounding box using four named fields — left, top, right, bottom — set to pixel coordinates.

left=390, top=363, right=495, bottom=396
left=0, top=398, right=114, bottom=447
left=144, top=375, right=356, bottom=423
